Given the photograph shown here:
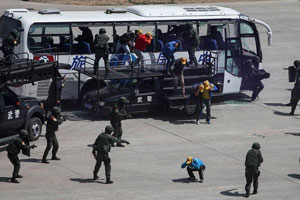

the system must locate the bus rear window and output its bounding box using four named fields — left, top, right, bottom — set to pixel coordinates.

left=0, top=16, right=21, bottom=38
